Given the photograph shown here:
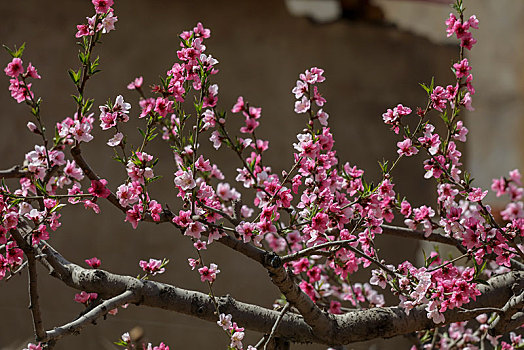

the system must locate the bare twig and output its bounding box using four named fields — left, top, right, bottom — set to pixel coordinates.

left=10, top=229, right=46, bottom=341
left=264, top=303, right=291, bottom=350
left=281, top=239, right=358, bottom=263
